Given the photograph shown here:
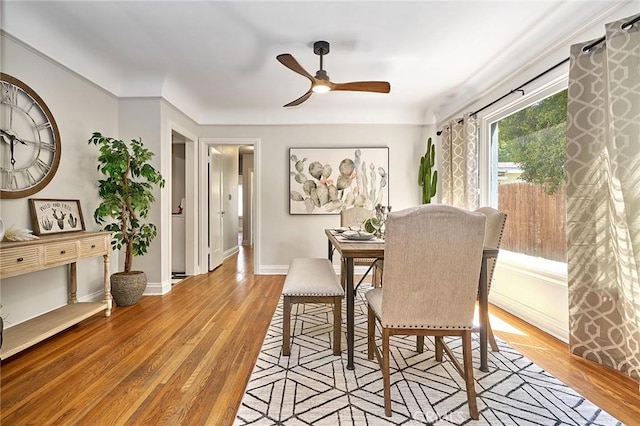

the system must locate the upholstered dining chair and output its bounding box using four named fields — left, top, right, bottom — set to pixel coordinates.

left=474, top=207, right=507, bottom=352
left=366, top=204, right=486, bottom=419
left=416, top=206, right=508, bottom=354
left=340, top=206, right=380, bottom=289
